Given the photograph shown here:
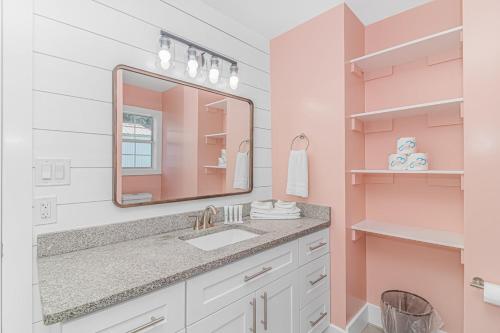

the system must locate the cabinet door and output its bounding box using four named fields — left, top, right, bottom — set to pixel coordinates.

left=187, top=293, right=255, bottom=333
left=256, top=272, right=300, bottom=333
